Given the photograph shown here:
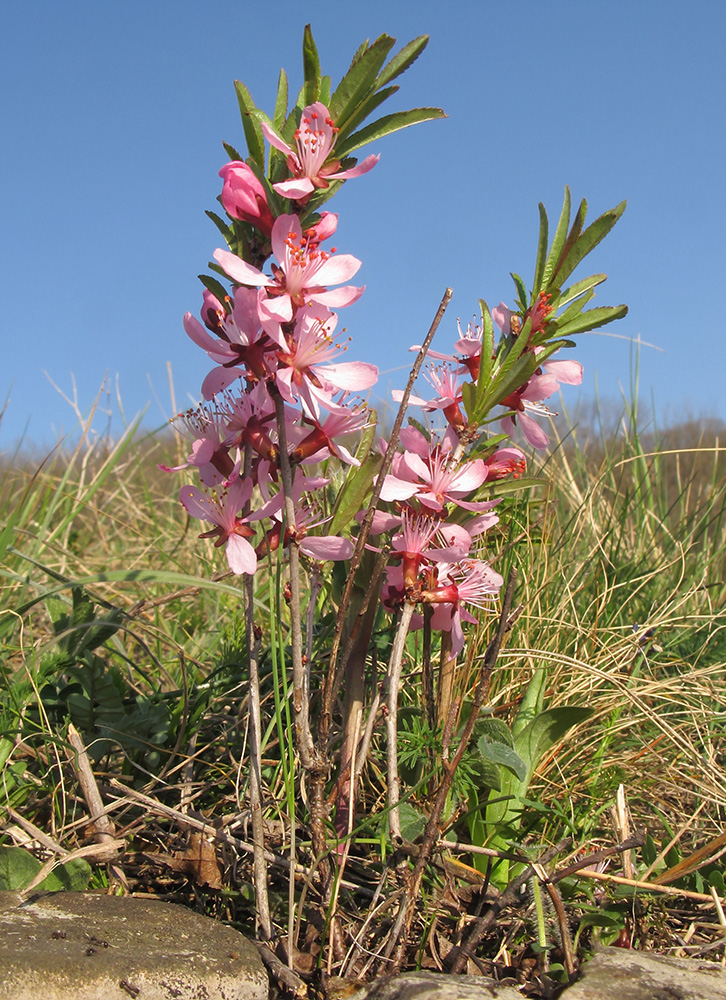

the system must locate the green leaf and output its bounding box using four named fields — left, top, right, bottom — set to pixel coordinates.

left=477, top=739, right=527, bottom=781
left=515, top=706, right=593, bottom=780
left=330, top=452, right=383, bottom=536
left=205, top=209, right=234, bottom=243
left=0, top=846, right=40, bottom=890
left=541, top=186, right=572, bottom=292
left=552, top=200, right=627, bottom=289
left=41, top=858, right=92, bottom=891
left=474, top=717, right=514, bottom=747
left=330, top=34, right=396, bottom=124
left=222, top=141, right=244, bottom=162
left=336, top=107, right=446, bottom=157
left=510, top=273, right=528, bottom=313
left=319, top=75, right=331, bottom=106
left=302, top=24, right=321, bottom=106
left=531, top=203, right=549, bottom=300
left=555, top=303, right=628, bottom=338
left=556, top=273, right=607, bottom=310
left=334, top=86, right=399, bottom=147
left=376, top=35, right=429, bottom=87
left=234, top=81, right=264, bottom=167
left=398, top=802, right=426, bottom=843
left=273, top=68, right=288, bottom=129
left=198, top=273, right=229, bottom=305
